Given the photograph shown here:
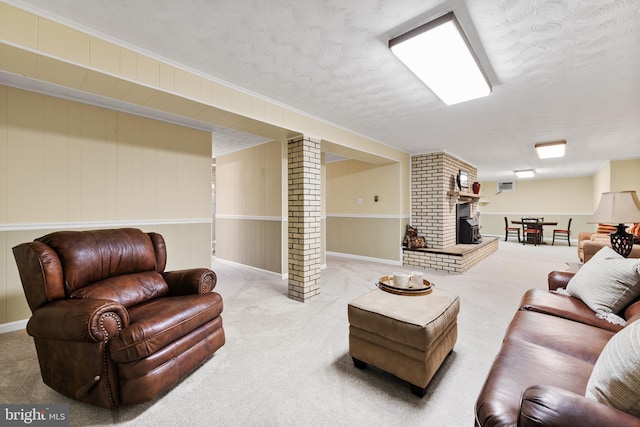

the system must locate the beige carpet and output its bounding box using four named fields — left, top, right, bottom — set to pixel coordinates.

left=0, top=240, right=578, bottom=426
